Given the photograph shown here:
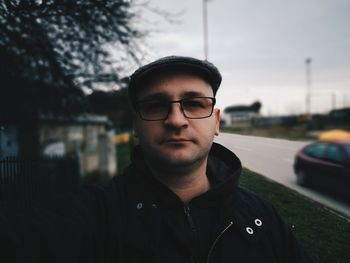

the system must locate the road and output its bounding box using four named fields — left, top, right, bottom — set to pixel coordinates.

left=215, top=133, right=350, bottom=219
